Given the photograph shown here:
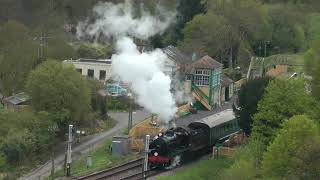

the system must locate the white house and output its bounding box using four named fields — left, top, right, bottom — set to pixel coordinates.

left=63, top=58, right=112, bottom=81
